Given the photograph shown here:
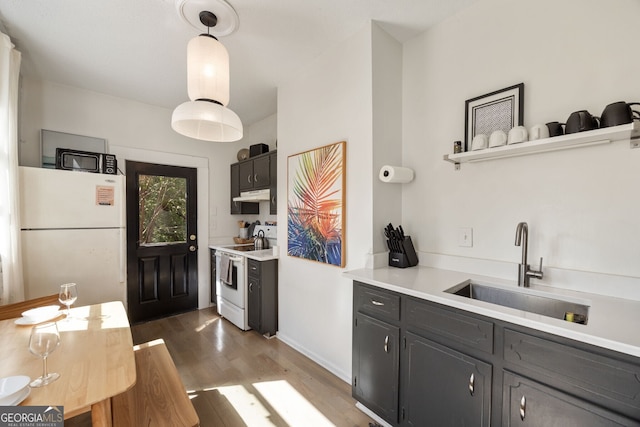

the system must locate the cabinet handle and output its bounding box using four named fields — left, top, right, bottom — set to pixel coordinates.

left=249, top=283, right=253, bottom=291
left=371, top=299, right=384, bottom=306
left=248, top=175, right=252, bottom=183
left=519, top=395, right=526, bottom=421
left=271, top=196, right=276, bottom=204
left=468, top=373, right=474, bottom=396
left=254, top=174, right=258, bottom=182
left=384, top=335, right=389, bottom=353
